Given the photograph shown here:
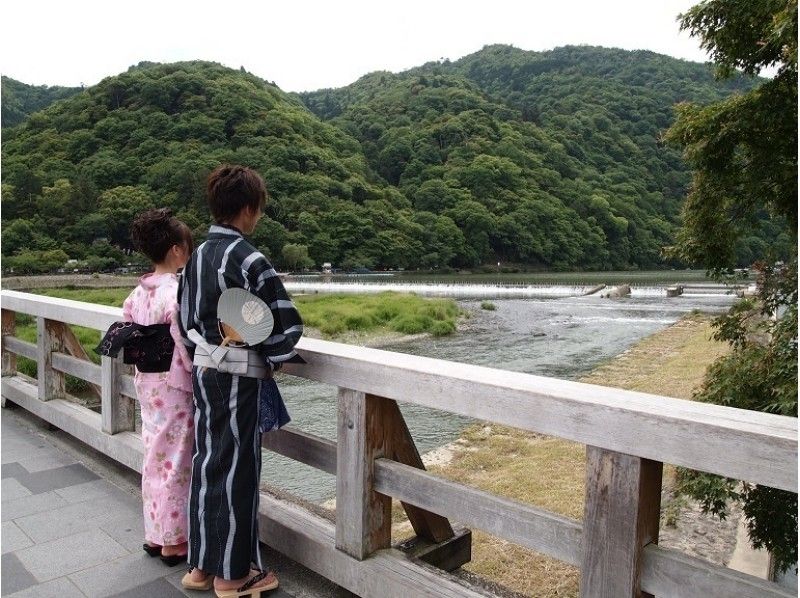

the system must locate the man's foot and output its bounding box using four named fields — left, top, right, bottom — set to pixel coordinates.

left=188, top=568, right=211, bottom=583
left=182, top=567, right=214, bottom=591
left=214, top=569, right=278, bottom=593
